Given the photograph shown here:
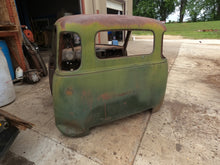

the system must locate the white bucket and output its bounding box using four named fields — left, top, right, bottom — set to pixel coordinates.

left=15, top=66, right=23, bottom=79
left=0, top=49, right=16, bottom=107
left=132, top=36, right=136, bottom=41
